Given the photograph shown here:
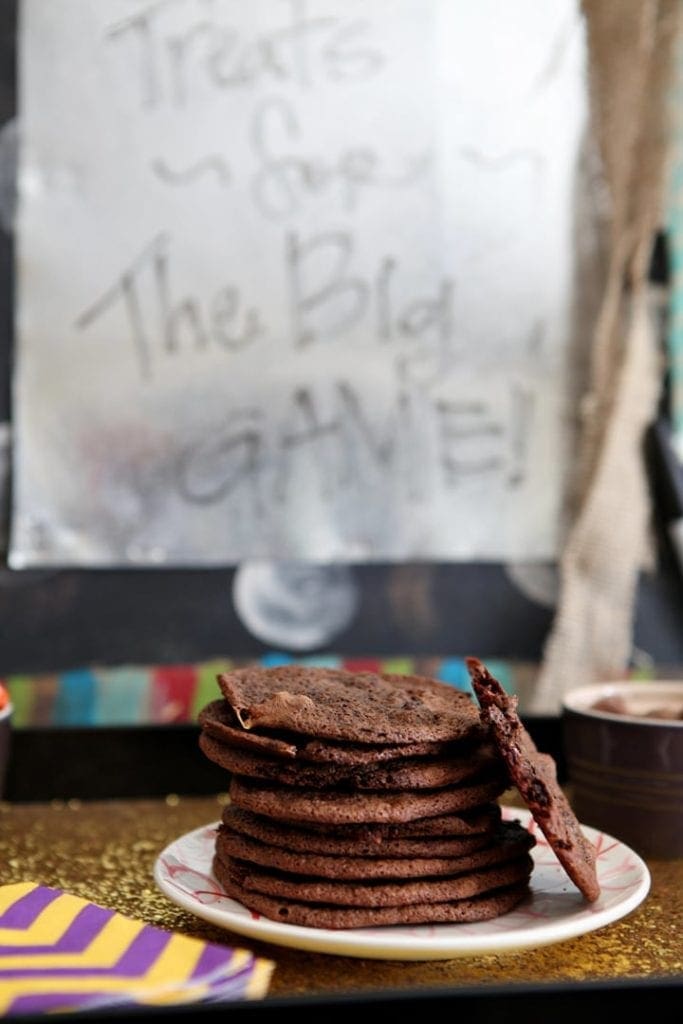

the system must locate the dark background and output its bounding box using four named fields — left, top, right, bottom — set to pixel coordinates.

left=0, top=0, right=682, bottom=686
